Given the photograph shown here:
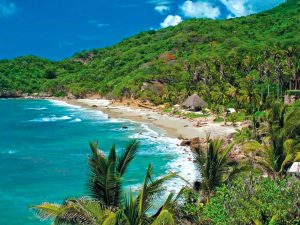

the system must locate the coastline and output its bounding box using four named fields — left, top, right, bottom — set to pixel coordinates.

left=55, top=98, right=239, bottom=140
